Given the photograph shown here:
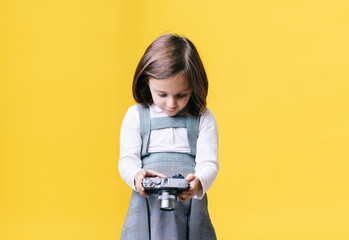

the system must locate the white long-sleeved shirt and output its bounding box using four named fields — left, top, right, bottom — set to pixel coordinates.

left=118, top=104, right=219, bottom=199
